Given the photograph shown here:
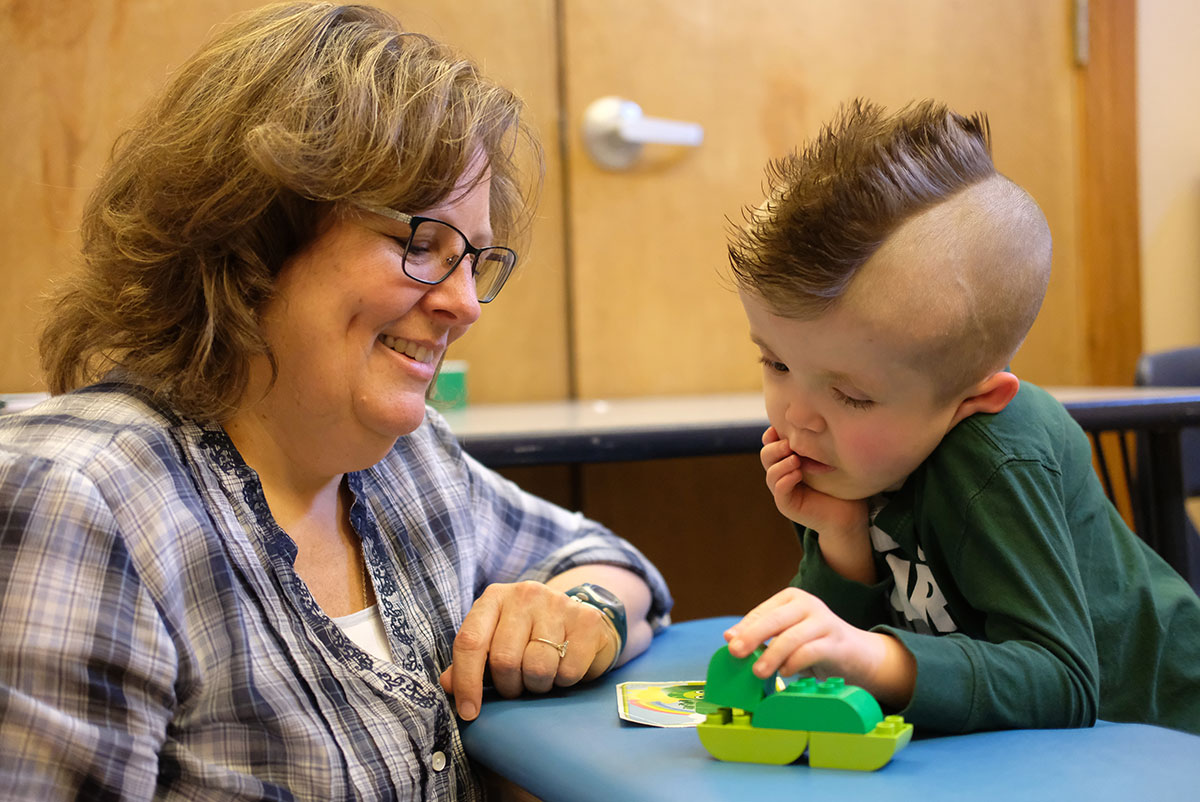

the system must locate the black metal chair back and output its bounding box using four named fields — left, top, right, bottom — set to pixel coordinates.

left=1135, top=347, right=1200, bottom=592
